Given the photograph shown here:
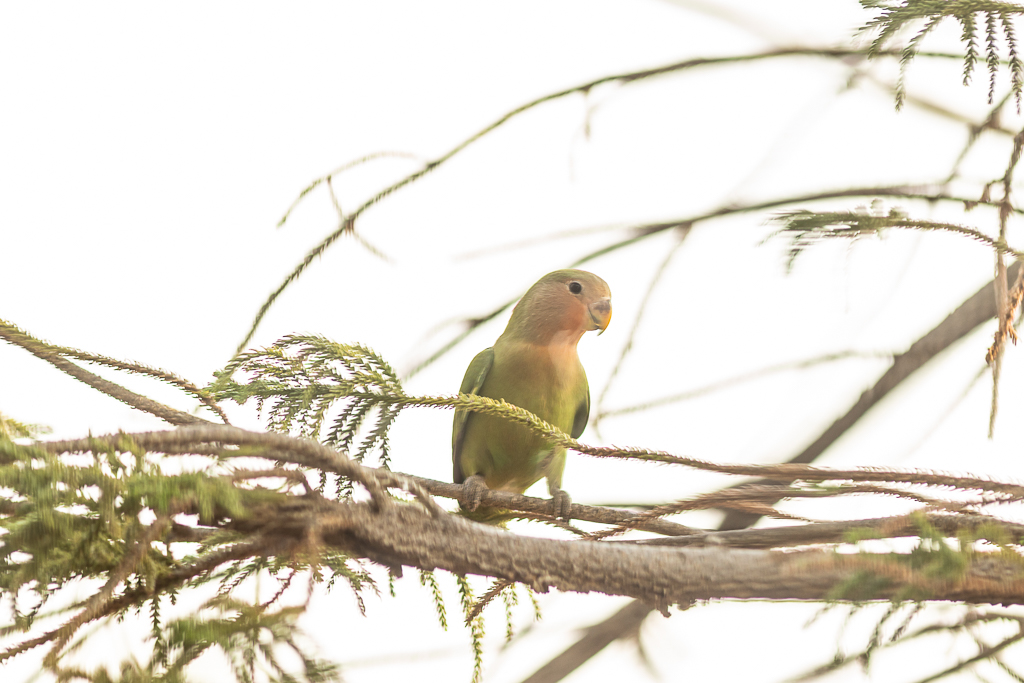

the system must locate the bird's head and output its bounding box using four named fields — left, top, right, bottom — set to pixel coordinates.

left=505, top=269, right=612, bottom=345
